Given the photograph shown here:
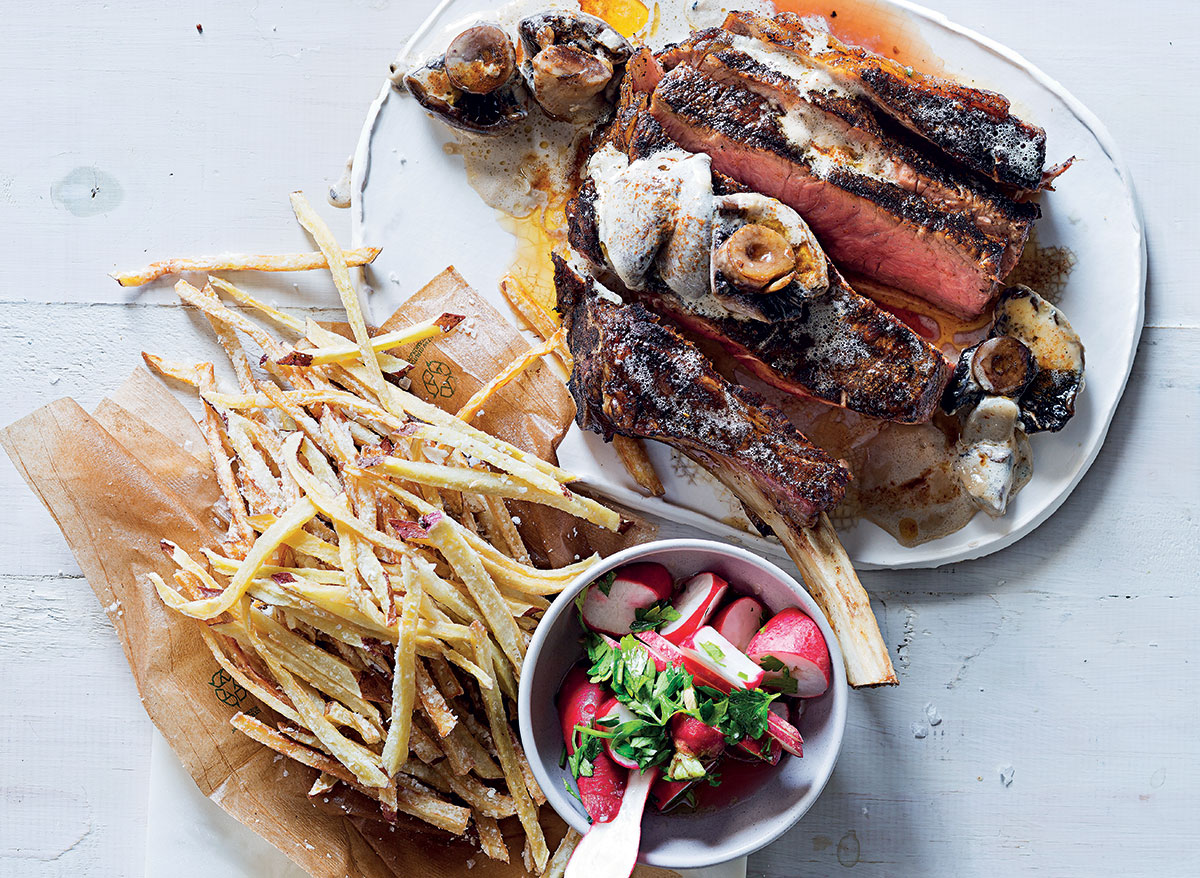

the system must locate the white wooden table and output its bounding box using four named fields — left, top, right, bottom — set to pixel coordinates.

left=1, top=1, right=1196, bottom=874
